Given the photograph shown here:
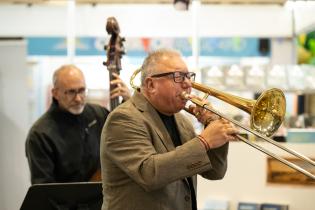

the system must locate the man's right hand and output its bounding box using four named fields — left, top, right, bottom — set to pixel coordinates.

left=199, top=118, right=239, bottom=149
